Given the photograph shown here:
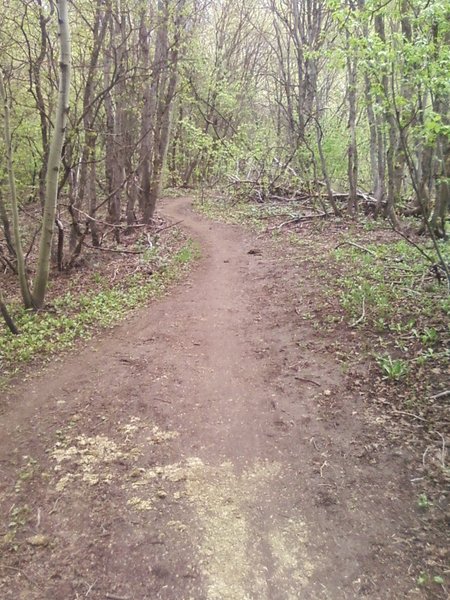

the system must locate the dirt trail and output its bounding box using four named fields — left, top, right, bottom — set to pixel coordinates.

left=1, top=197, right=421, bottom=599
